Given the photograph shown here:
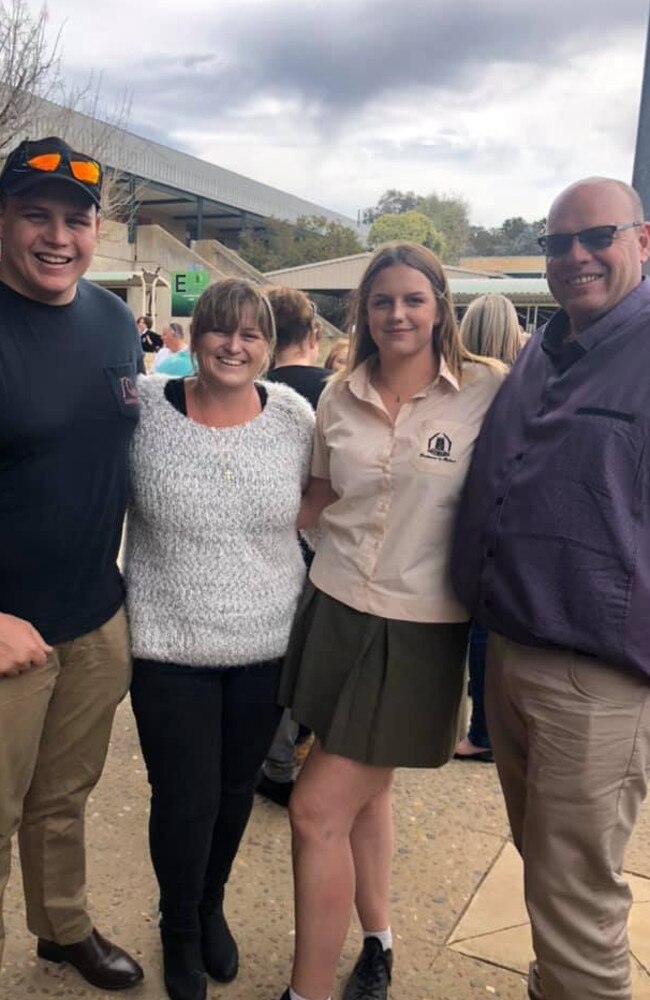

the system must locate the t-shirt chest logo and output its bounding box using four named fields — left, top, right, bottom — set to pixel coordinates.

left=120, top=376, right=139, bottom=405
left=421, top=431, right=456, bottom=464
